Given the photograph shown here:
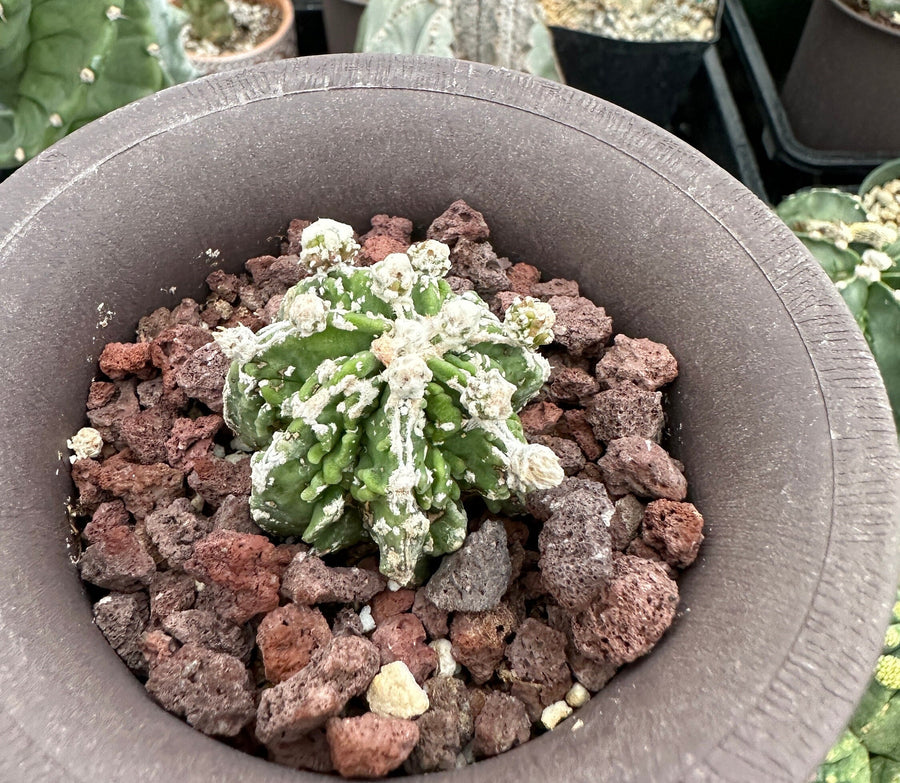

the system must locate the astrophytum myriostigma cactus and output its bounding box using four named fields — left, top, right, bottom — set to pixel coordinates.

left=215, top=218, right=564, bottom=585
